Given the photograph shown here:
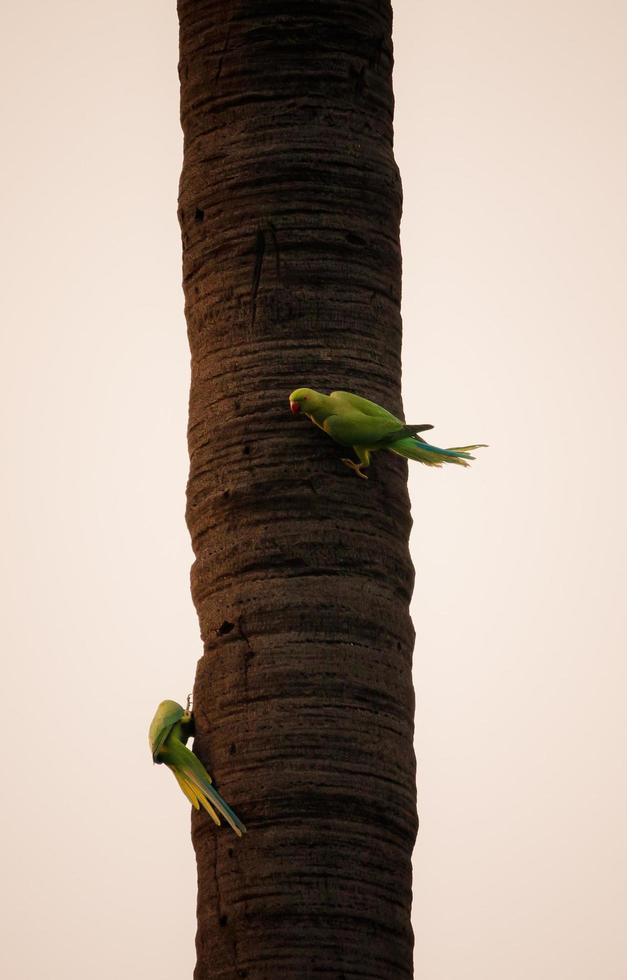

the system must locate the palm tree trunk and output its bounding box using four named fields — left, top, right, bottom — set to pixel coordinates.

left=177, top=2, right=417, bottom=977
